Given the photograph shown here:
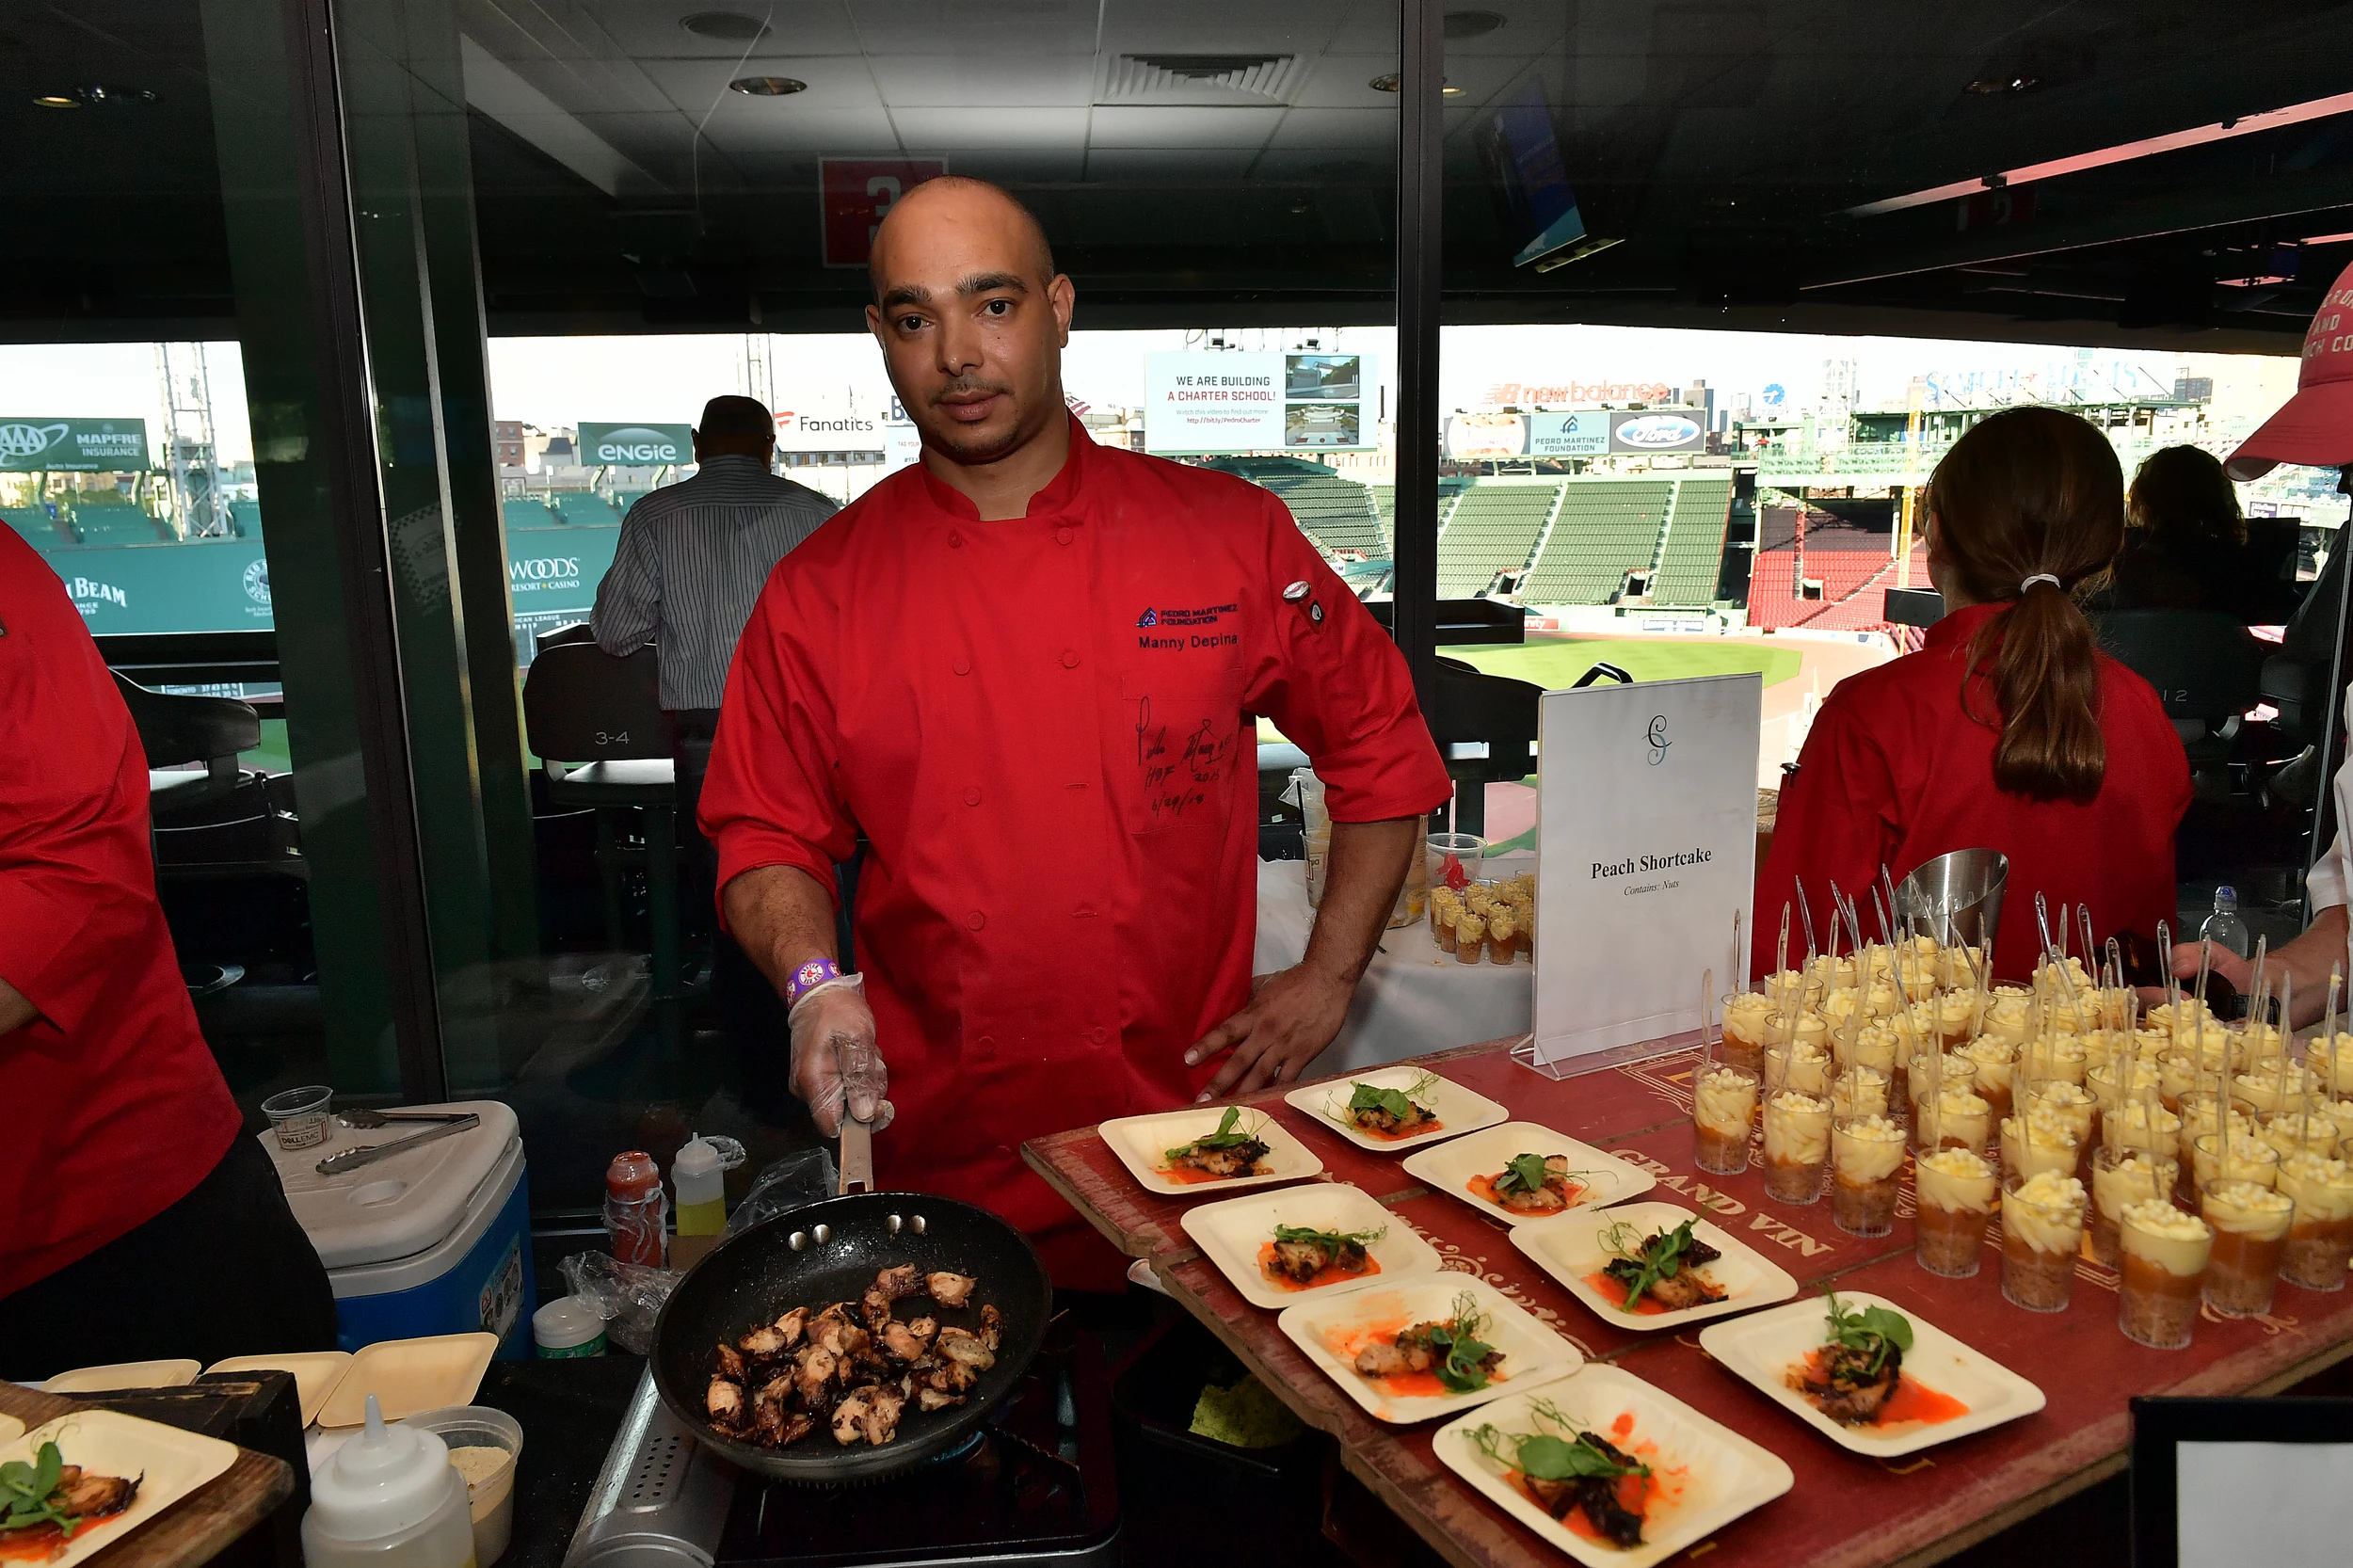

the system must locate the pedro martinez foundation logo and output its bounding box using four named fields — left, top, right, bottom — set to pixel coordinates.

left=1134, top=601, right=1239, bottom=652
